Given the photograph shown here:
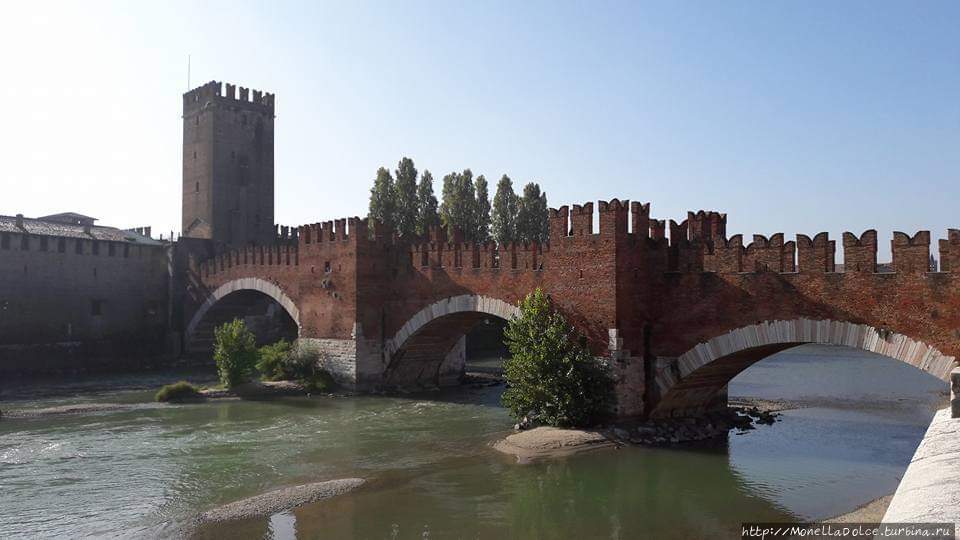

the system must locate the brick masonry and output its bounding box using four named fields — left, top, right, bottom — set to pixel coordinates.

left=189, top=198, right=960, bottom=418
